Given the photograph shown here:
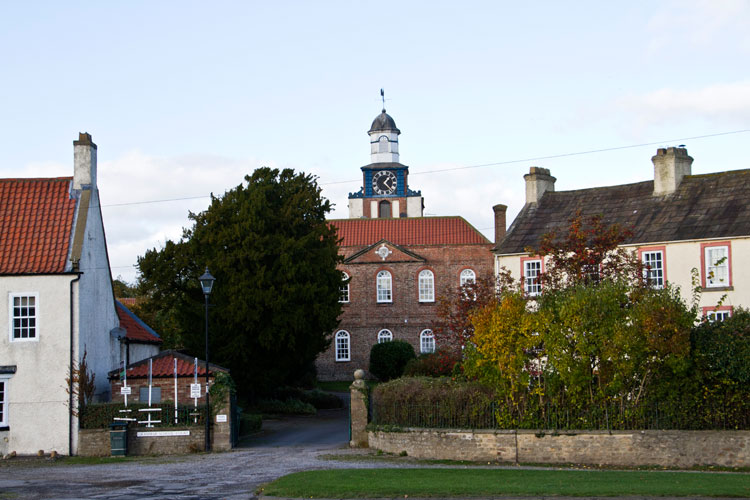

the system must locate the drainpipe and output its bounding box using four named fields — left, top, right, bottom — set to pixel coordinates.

left=69, top=273, right=81, bottom=456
